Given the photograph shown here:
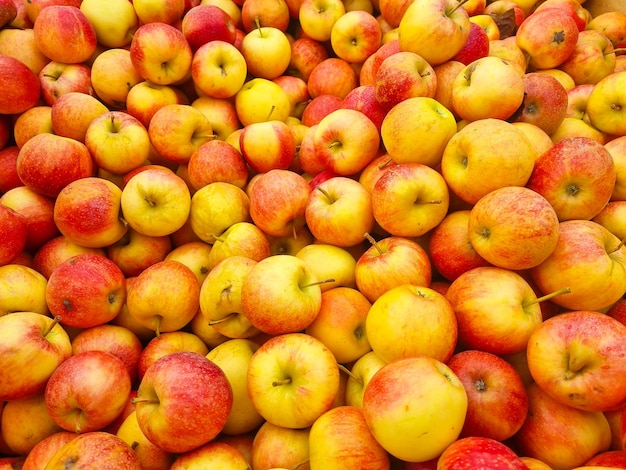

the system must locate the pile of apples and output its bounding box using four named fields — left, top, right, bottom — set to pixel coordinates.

left=2, top=0, right=626, bottom=467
